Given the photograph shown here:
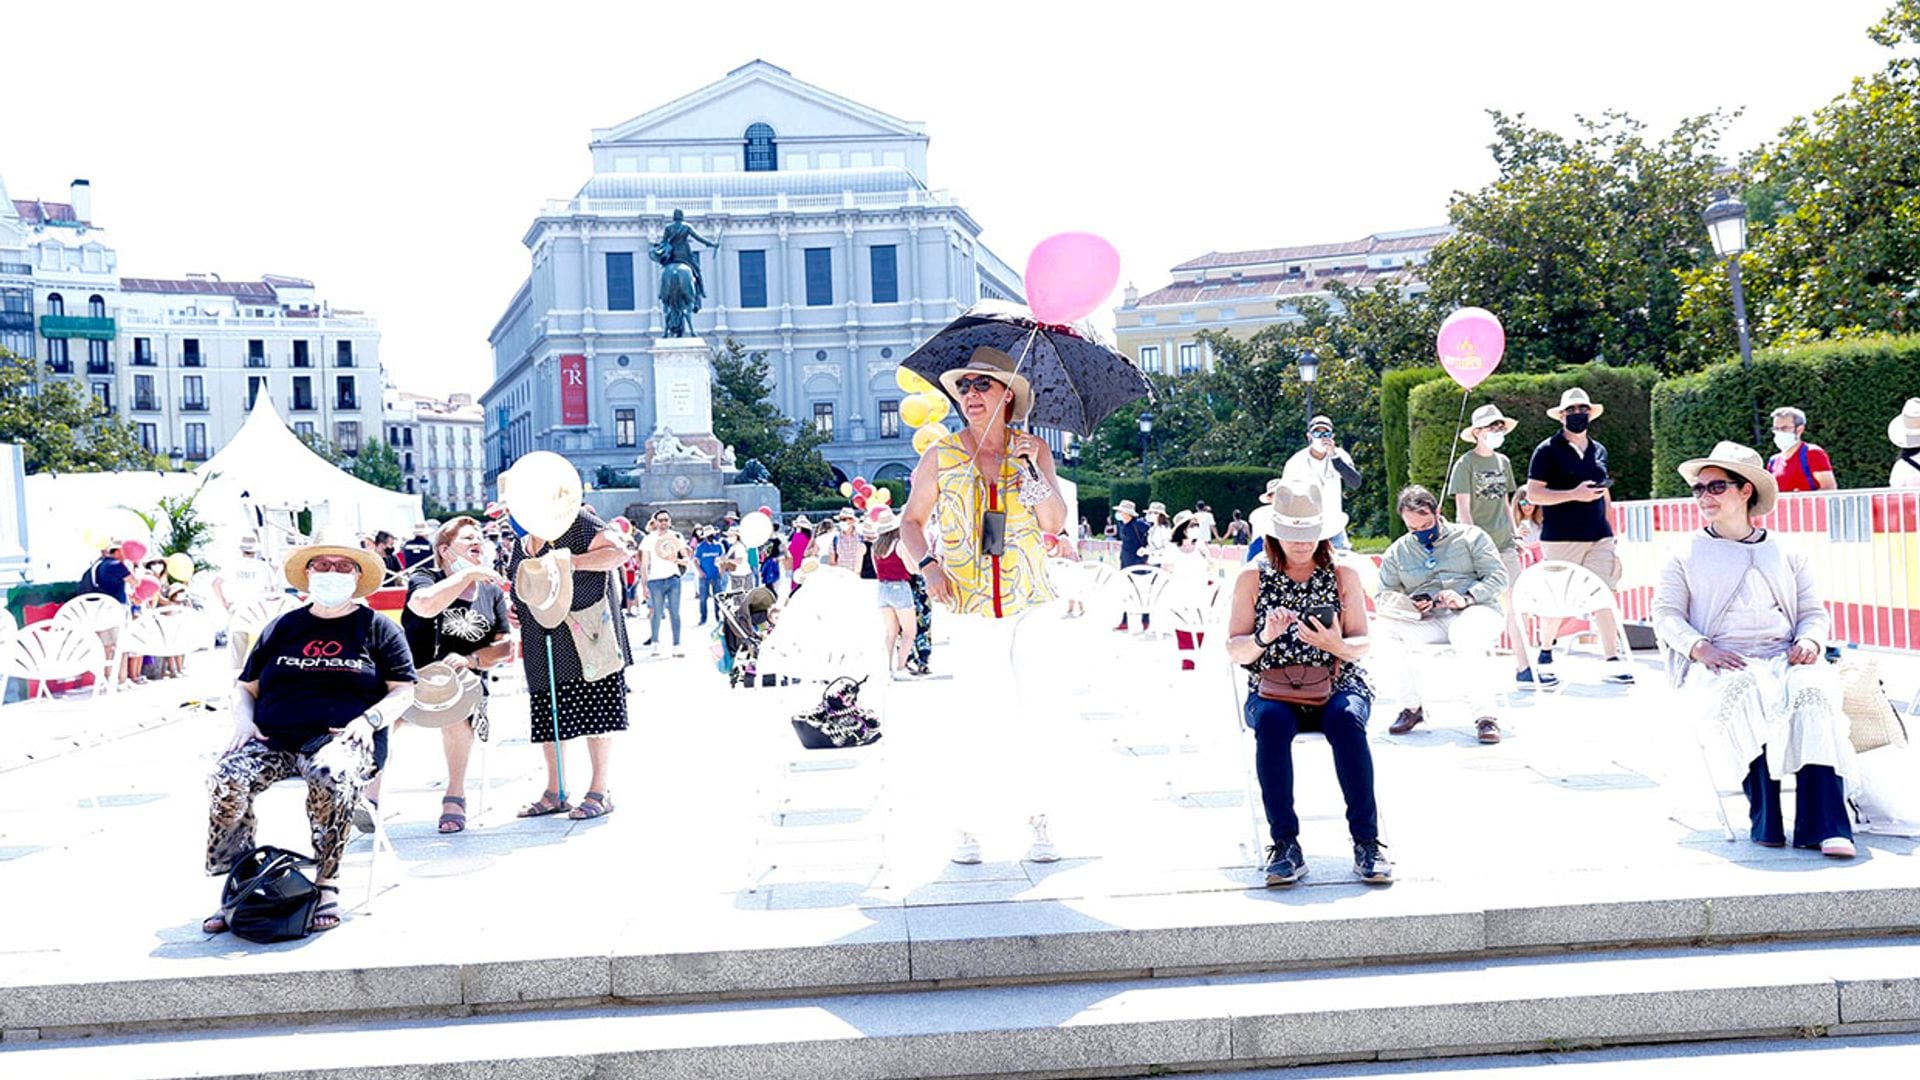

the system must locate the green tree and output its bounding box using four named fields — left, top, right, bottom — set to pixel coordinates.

left=710, top=337, right=834, bottom=506
left=1324, top=279, right=1446, bottom=375
left=123, top=472, right=220, bottom=570
left=1424, top=110, right=1731, bottom=375
left=1677, top=1, right=1920, bottom=357
left=296, top=430, right=344, bottom=465
left=0, top=348, right=156, bottom=473
left=349, top=438, right=406, bottom=491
